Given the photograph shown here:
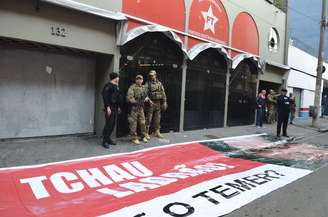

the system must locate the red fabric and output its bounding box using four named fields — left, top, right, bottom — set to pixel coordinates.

left=0, top=144, right=263, bottom=217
